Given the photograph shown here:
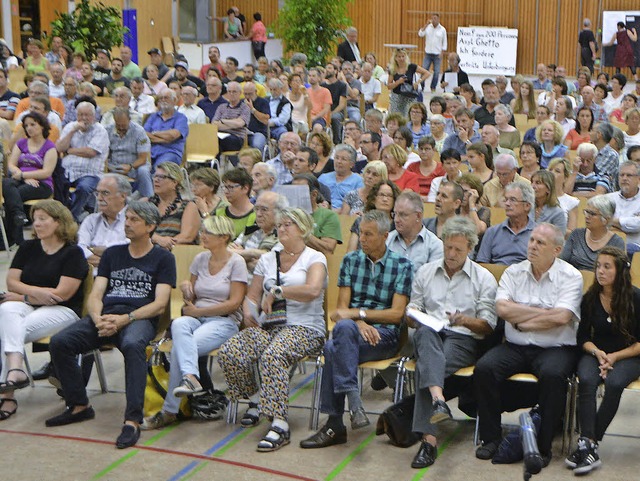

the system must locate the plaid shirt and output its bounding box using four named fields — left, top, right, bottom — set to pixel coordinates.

left=60, top=122, right=110, bottom=182
left=595, top=144, right=620, bottom=191
left=338, top=248, right=413, bottom=314
left=107, top=121, right=150, bottom=167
